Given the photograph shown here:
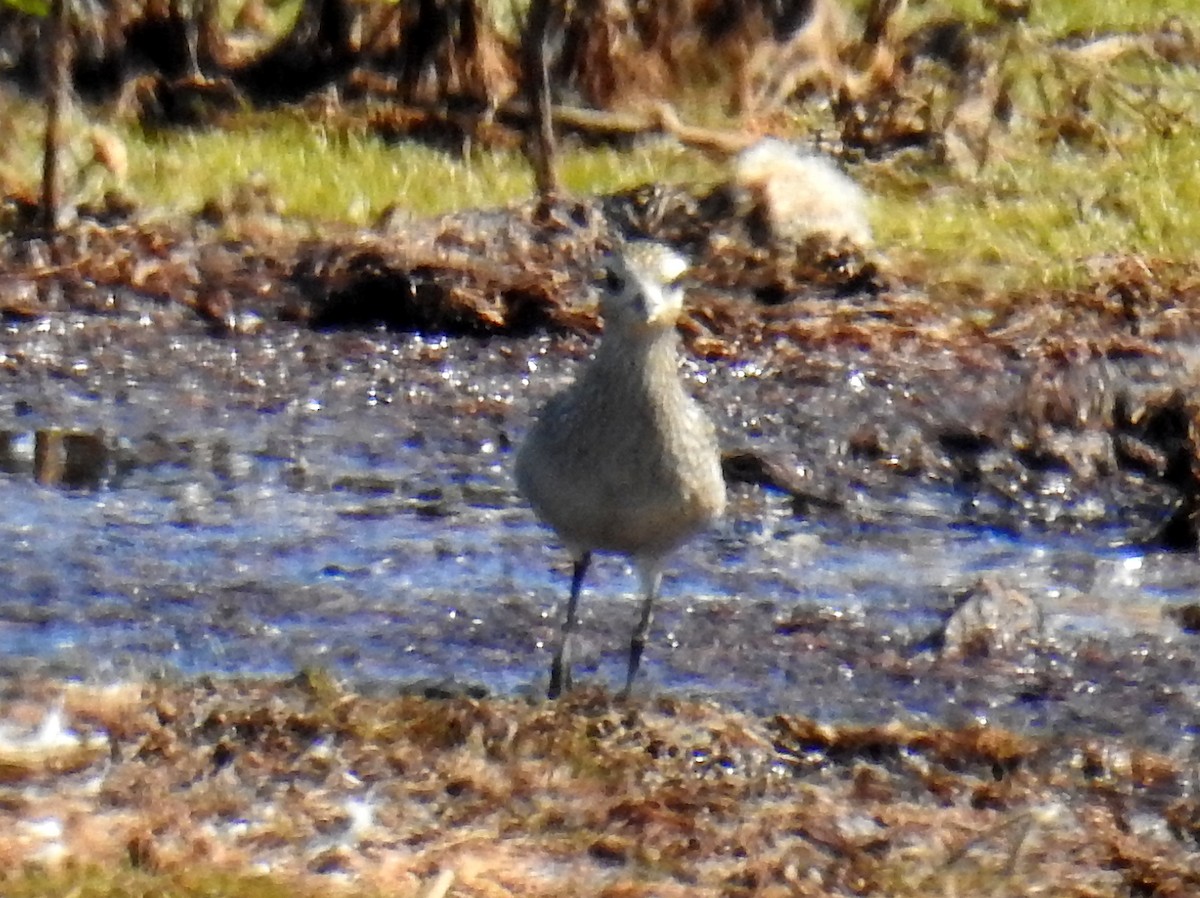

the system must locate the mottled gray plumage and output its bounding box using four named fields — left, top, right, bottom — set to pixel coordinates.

left=516, top=242, right=726, bottom=698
